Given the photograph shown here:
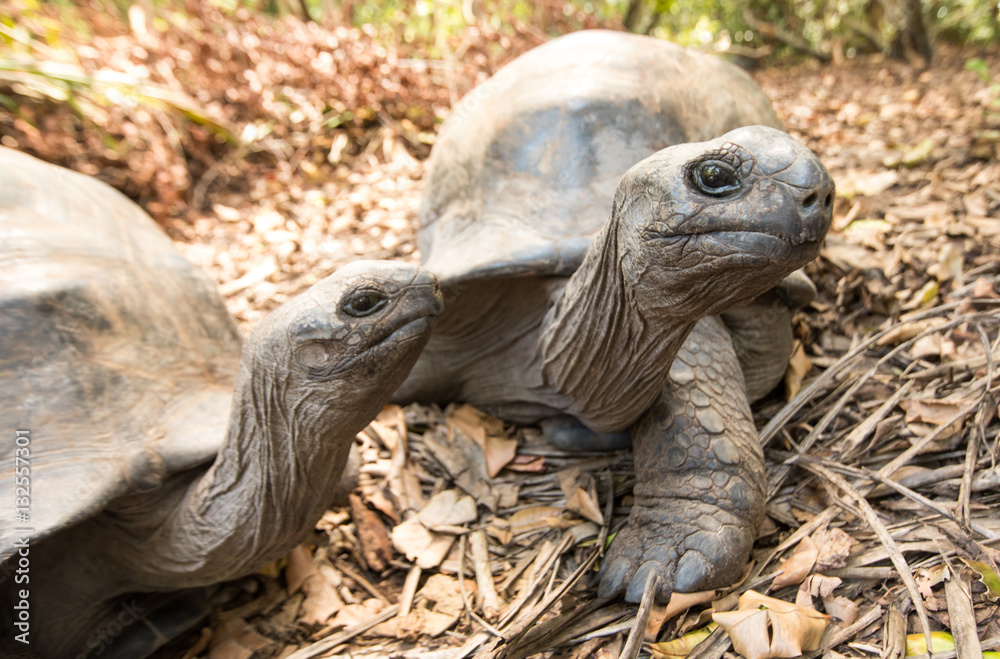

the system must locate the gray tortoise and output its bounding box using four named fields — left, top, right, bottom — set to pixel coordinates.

left=0, top=147, right=442, bottom=657
left=395, top=30, right=834, bottom=601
